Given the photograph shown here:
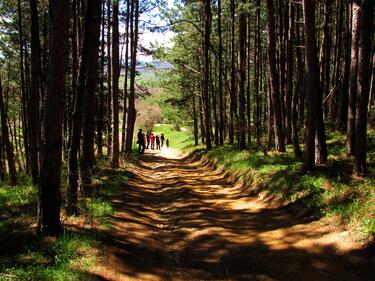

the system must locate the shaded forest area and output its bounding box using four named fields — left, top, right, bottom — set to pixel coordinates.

left=0, top=0, right=373, bottom=249
left=0, top=0, right=374, bottom=279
